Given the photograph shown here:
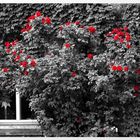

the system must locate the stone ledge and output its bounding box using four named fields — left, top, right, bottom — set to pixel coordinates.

left=0, top=120, right=43, bottom=136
